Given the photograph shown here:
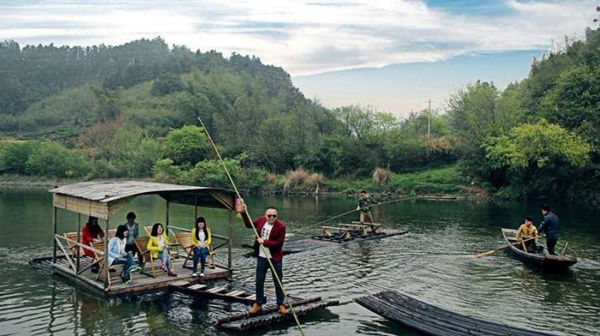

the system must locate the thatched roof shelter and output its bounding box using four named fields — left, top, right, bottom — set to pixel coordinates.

left=49, top=180, right=236, bottom=219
